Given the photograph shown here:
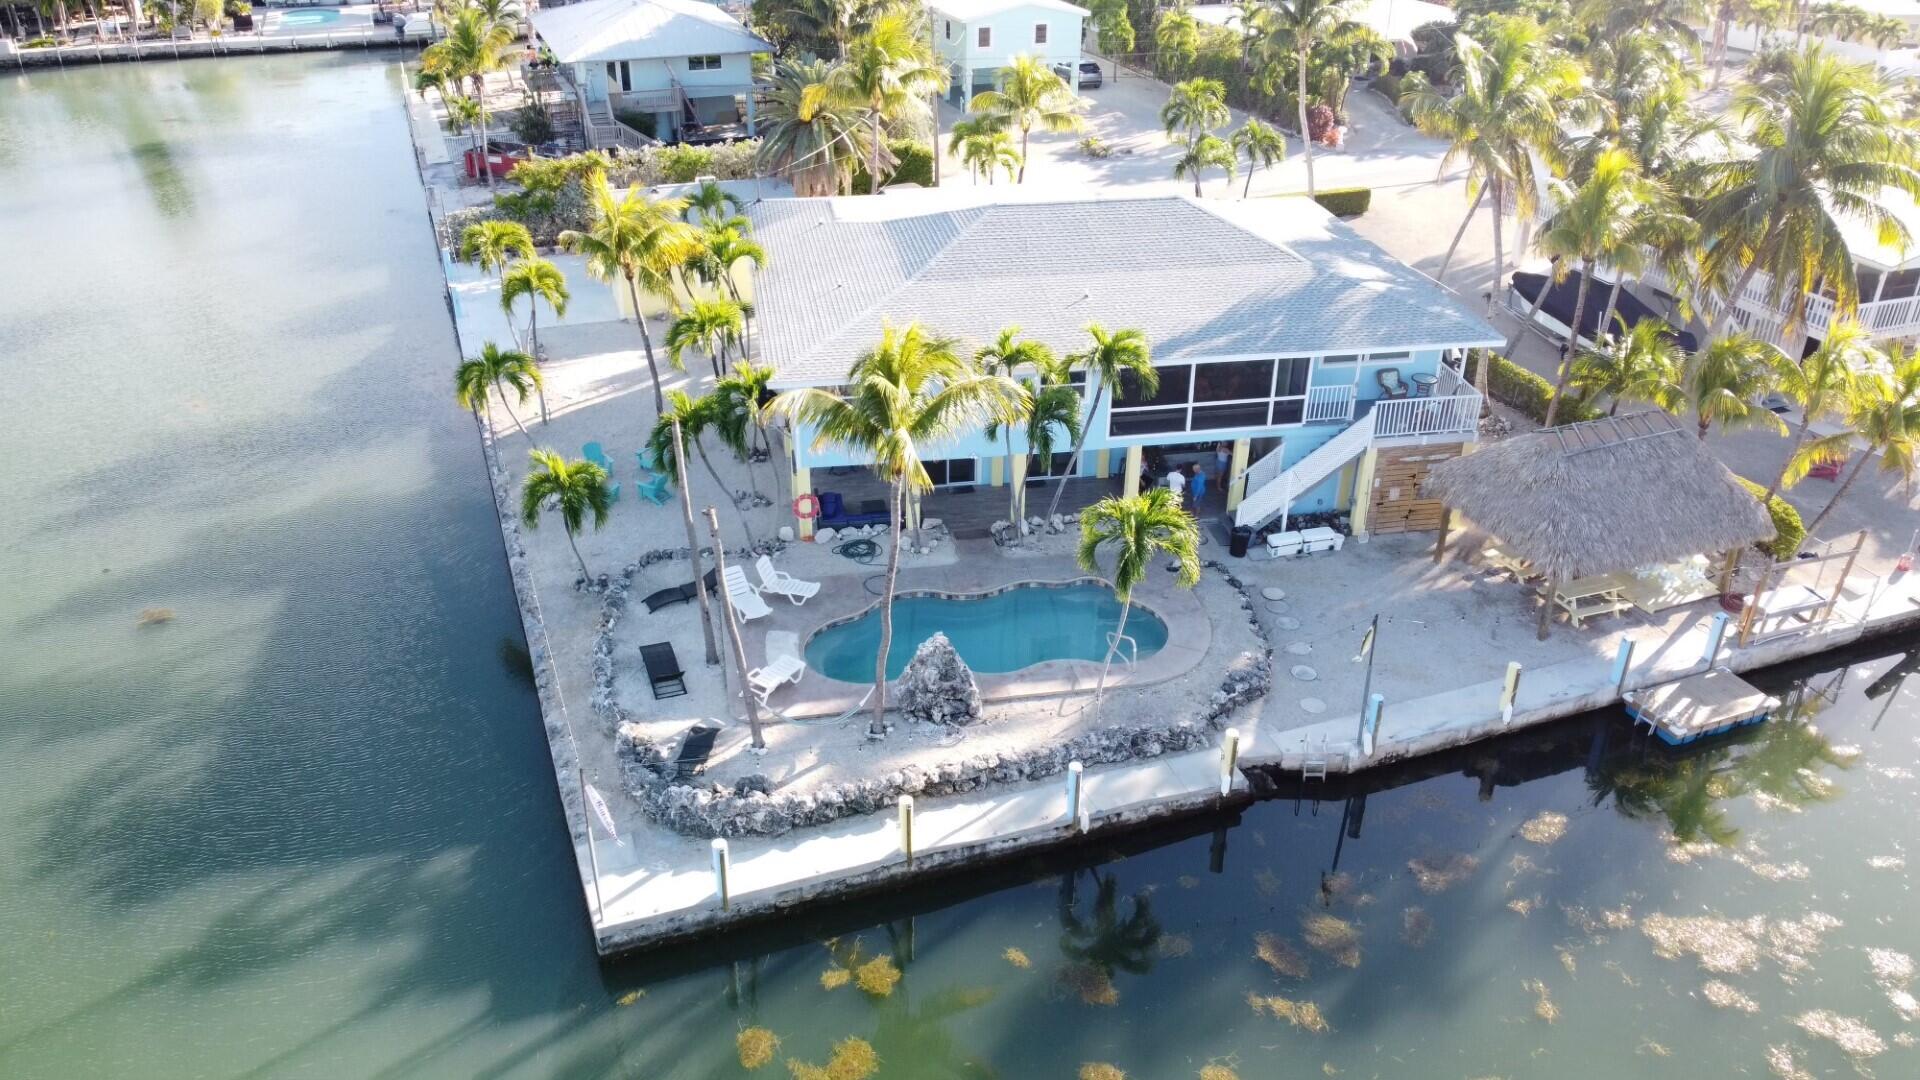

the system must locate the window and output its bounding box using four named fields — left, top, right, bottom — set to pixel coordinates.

left=1027, top=451, right=1073, bottom=479
left=1887, top=269, right=1920, bottom=300
left=1194, top=359, right=1273, bottom=402
left=687, top=55, right=723, bottom=71
left=1321, top=353, right=1359, bottom=365
left=1034, top=23, right=1048, bottom=43
left=1109, top=408, right=1188, bottom=436
left=1364, top=350, right=1409, bottom=364
left=923, top=458, right=977, bottom=487
left=978, top=26, right=991, bottom=47
left=1117, top=366, right=1189, bottom=409
left=944, top=19, right=952, bottom=39
left=606, top=61, right=632, bottom=92
left=1109, top=358, right=1318, bottom=437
